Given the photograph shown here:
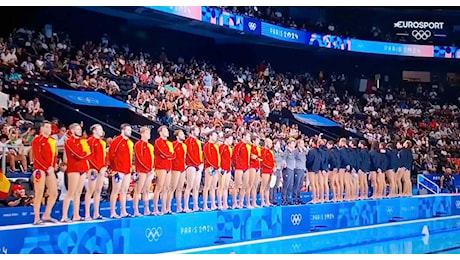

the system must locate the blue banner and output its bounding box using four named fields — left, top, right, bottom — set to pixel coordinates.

left=243, top=17, right=261, bottom=35
left=281, top=206, right=310, bottom=235
left=149, top=6, right=460, bottom=59
left=43, top=87, right=130, bottom=109
left=293, top=114, right=340, bottom=127
left=261, top=22, right=308, bottom=44
left=201, top=7, right=244, bottom=31
left=350, top=39, right=434, bottom=57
